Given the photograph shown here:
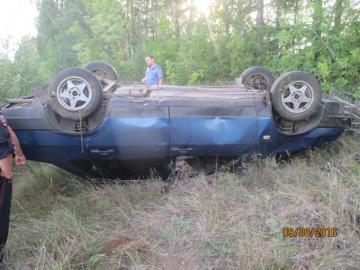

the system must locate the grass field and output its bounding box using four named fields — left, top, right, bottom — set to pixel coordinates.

left=1, top=135, right=360, bottom=270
